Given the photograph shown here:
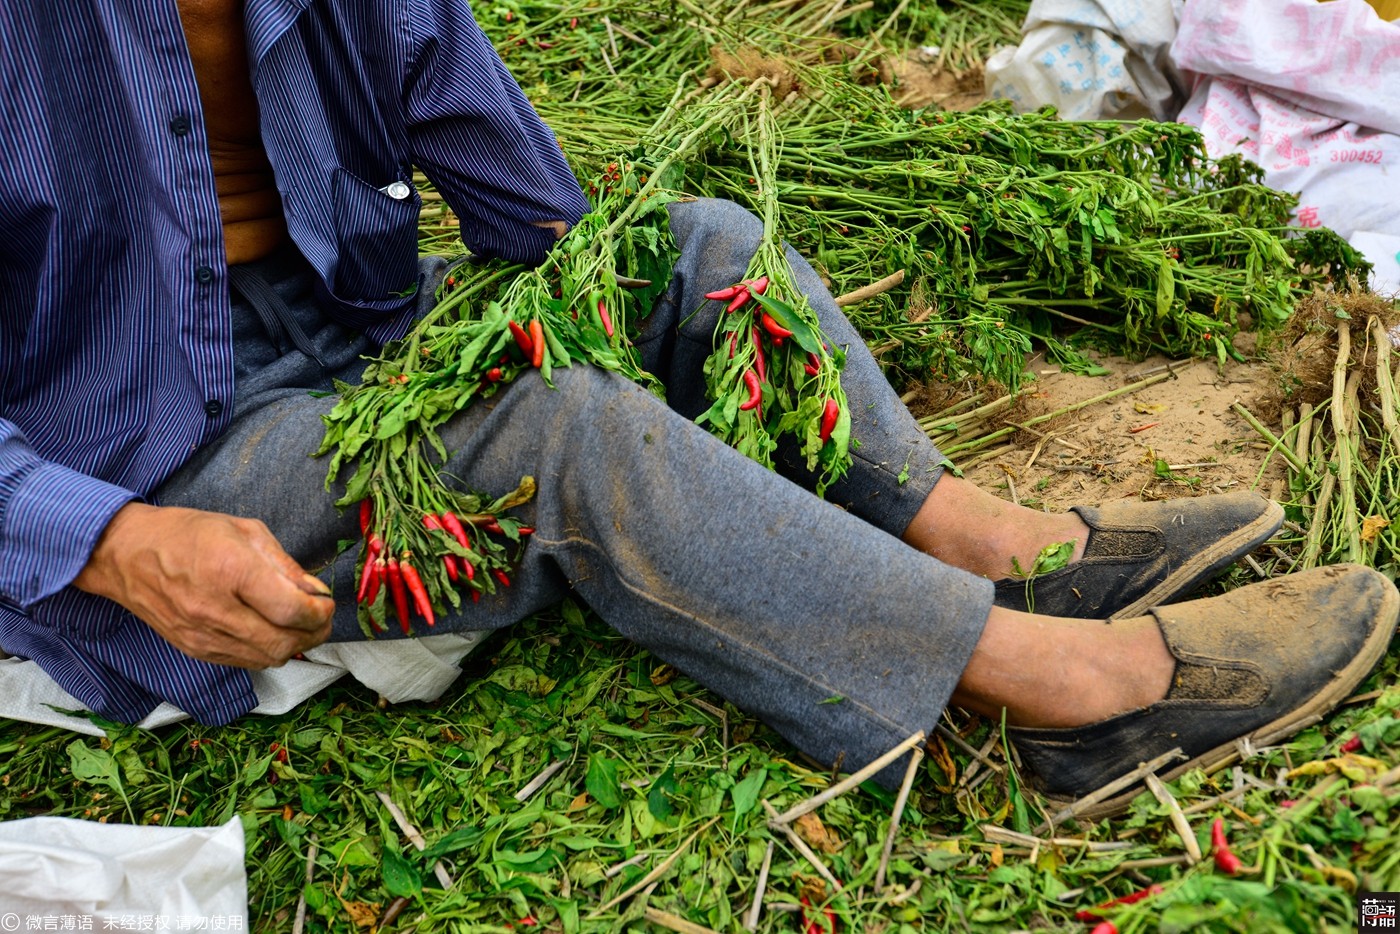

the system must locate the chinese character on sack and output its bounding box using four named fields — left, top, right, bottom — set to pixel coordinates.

left=1295, top=206, right=1322, bottom=228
